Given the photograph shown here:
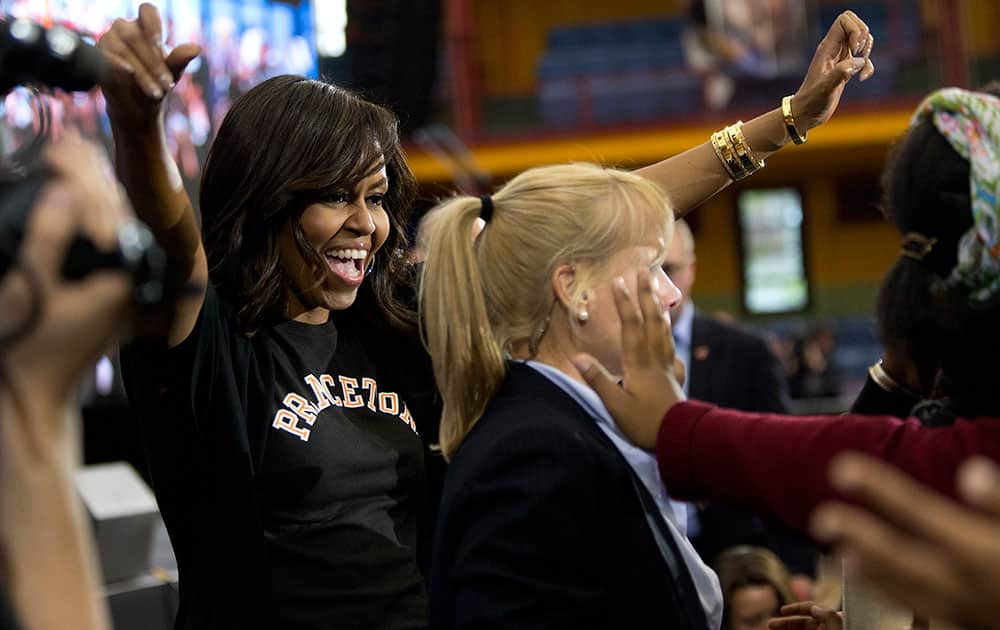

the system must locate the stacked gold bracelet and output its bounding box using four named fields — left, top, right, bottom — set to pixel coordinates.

left=710, top=121, right=764, bottom=181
